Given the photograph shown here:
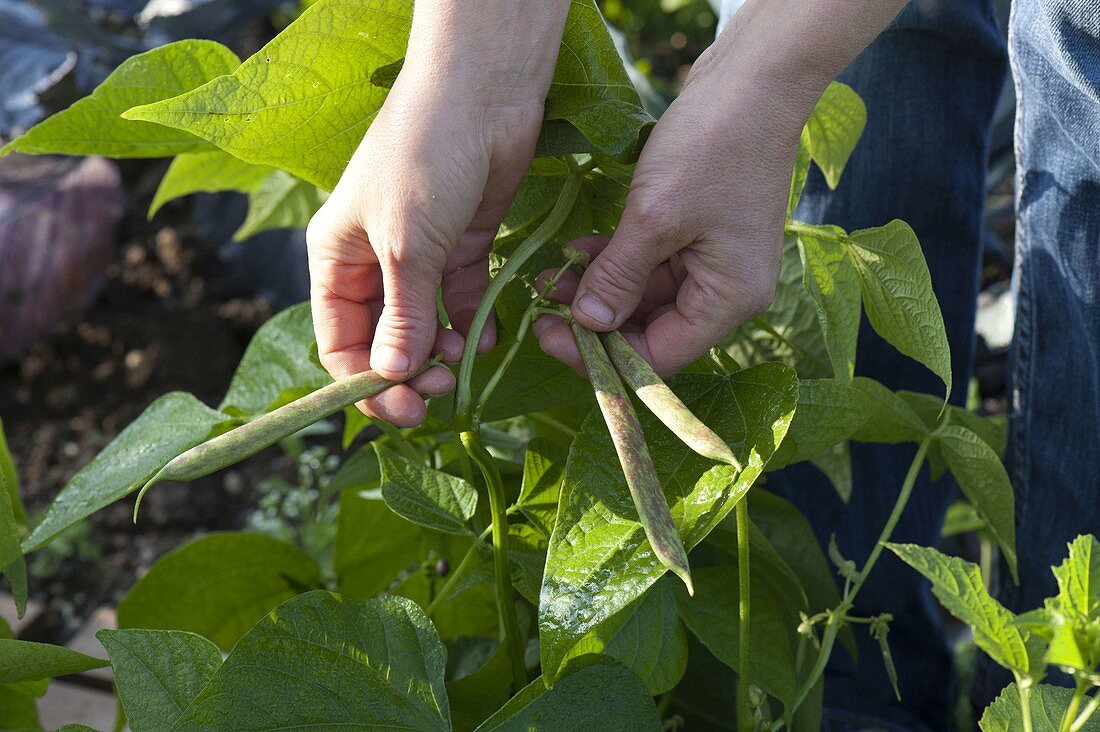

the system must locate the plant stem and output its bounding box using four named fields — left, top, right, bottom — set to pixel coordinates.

left=426, top=524, right=492, bottom=617
left=1017, top=679, right=1034, bottom=732
left=1071, top=688, right=1100, bottom=732
left=784, top=220, right=846, bottom=244
left=460, top=430, right=527, bottom=692
left=454, top=173, right=582, bottom=428
left=1061, top=678, right=1090, bottom=732
left=734, top=500, right=753, bottom=730
left=780, top=438, right=930, bottom=725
